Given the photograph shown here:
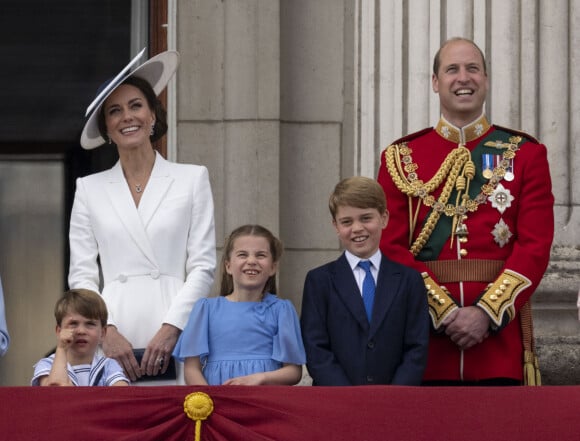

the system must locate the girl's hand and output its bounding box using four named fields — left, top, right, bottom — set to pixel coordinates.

left=222, top=372, right=266, bottom=386
left=222, top=364, right=302, bottom=386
